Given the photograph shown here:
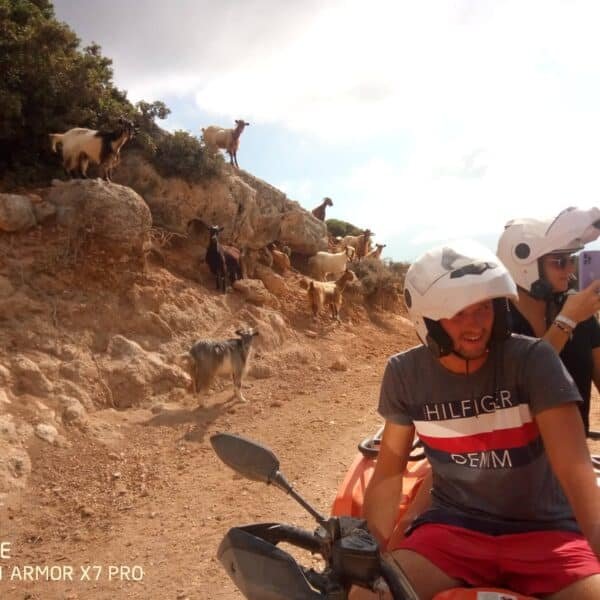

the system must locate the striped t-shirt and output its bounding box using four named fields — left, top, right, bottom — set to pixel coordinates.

left=379, top=335, right=583, bottom=535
